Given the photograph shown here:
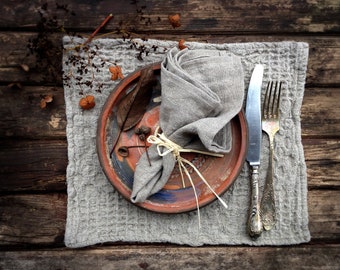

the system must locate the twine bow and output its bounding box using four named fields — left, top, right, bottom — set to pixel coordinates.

left=147, top=127, right=228, bottom=227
